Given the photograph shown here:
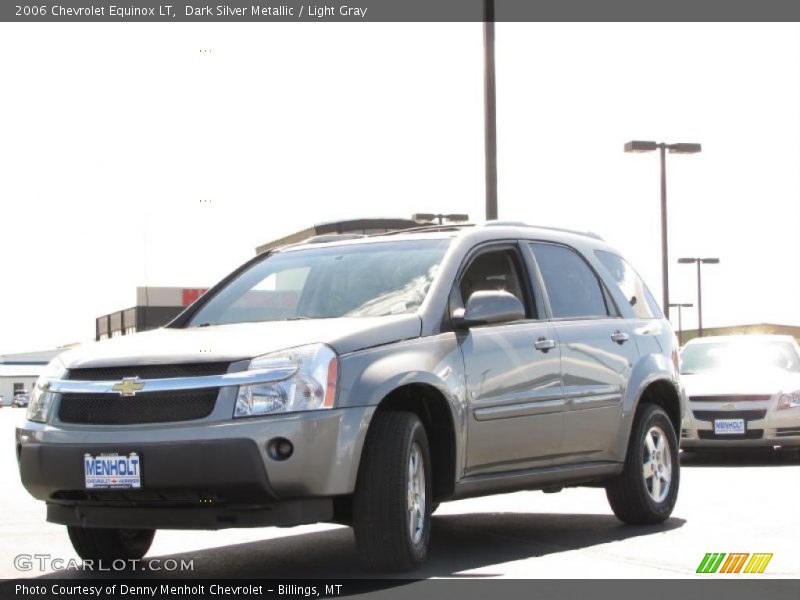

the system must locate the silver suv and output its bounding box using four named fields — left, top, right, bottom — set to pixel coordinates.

left=17, top=223, right=683, bottom=571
